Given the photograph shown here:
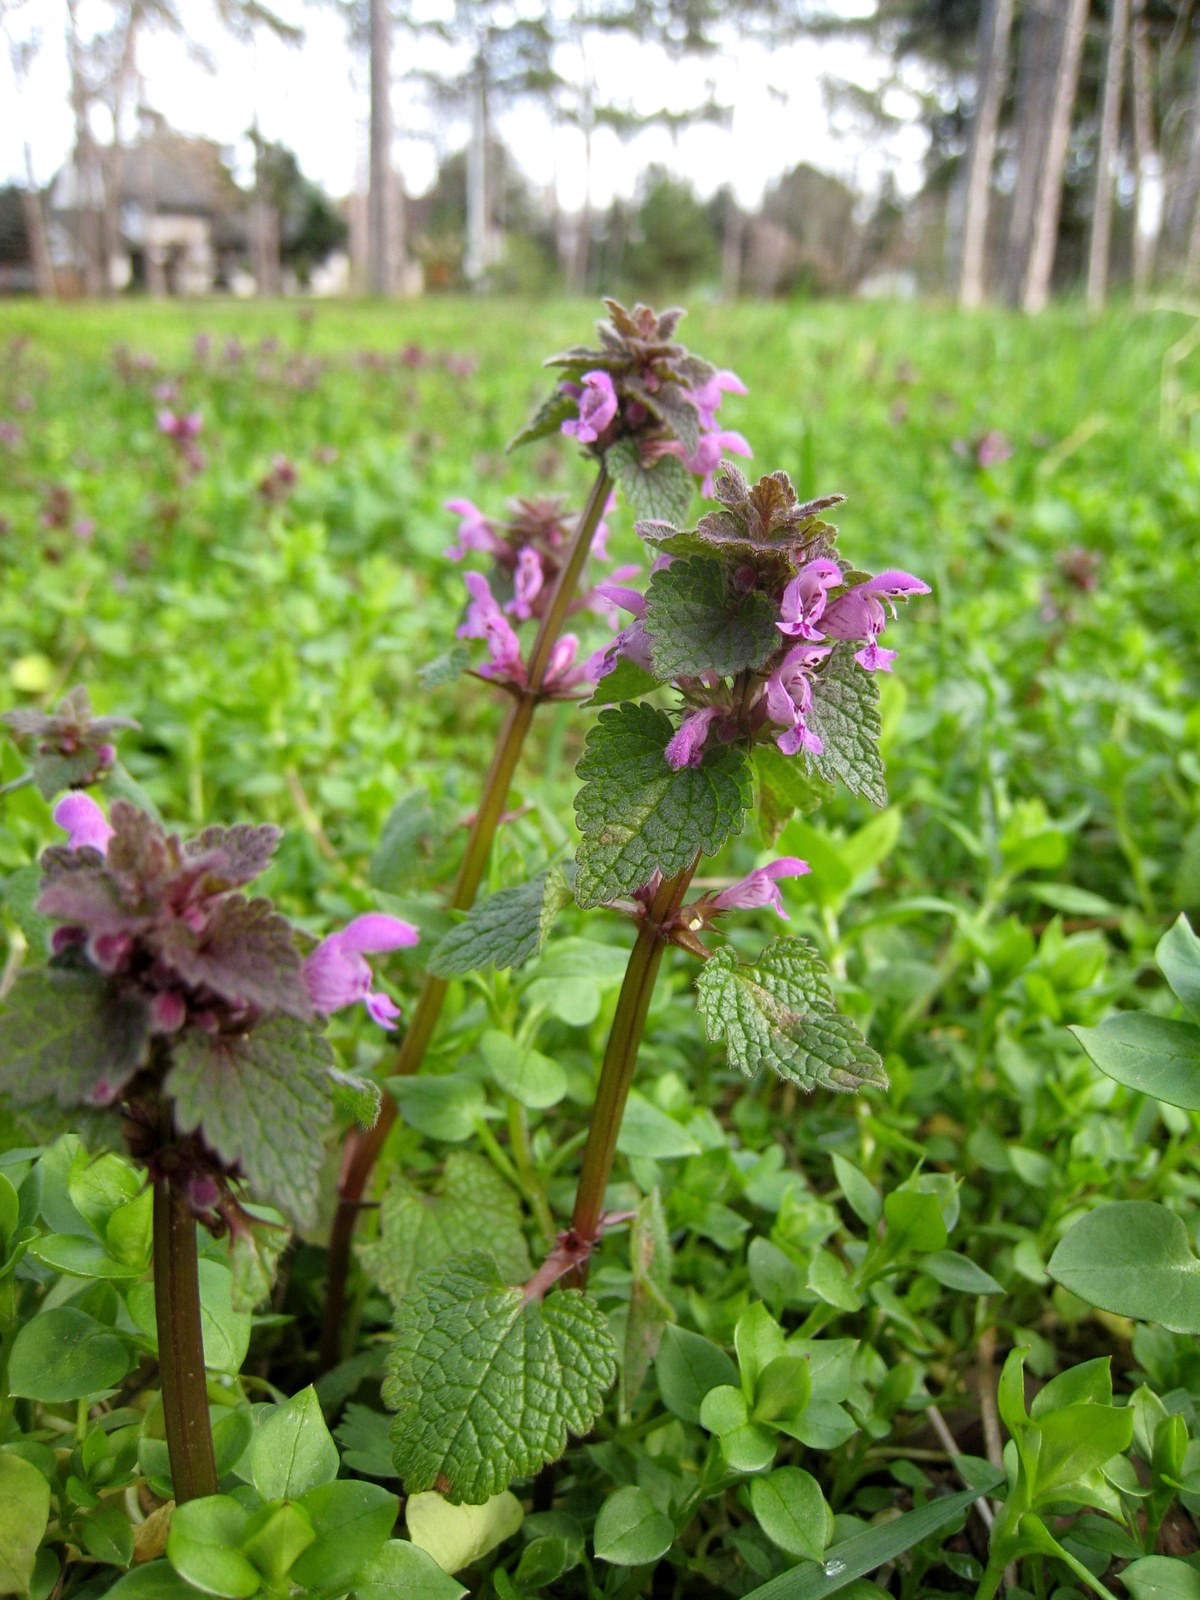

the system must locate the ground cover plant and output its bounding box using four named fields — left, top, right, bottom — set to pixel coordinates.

left=1, top=292, right=1200, bottom=1600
